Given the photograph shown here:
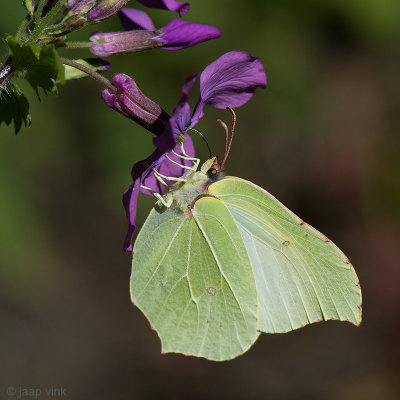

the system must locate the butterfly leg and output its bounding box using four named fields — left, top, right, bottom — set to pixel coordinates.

left=165, top=155, right=197, bottom=172
left=172, top=143, right=200, bottom=171
left=140, top=184, right=173, bottom=208
left=152, top=168, right=187, bottom=183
